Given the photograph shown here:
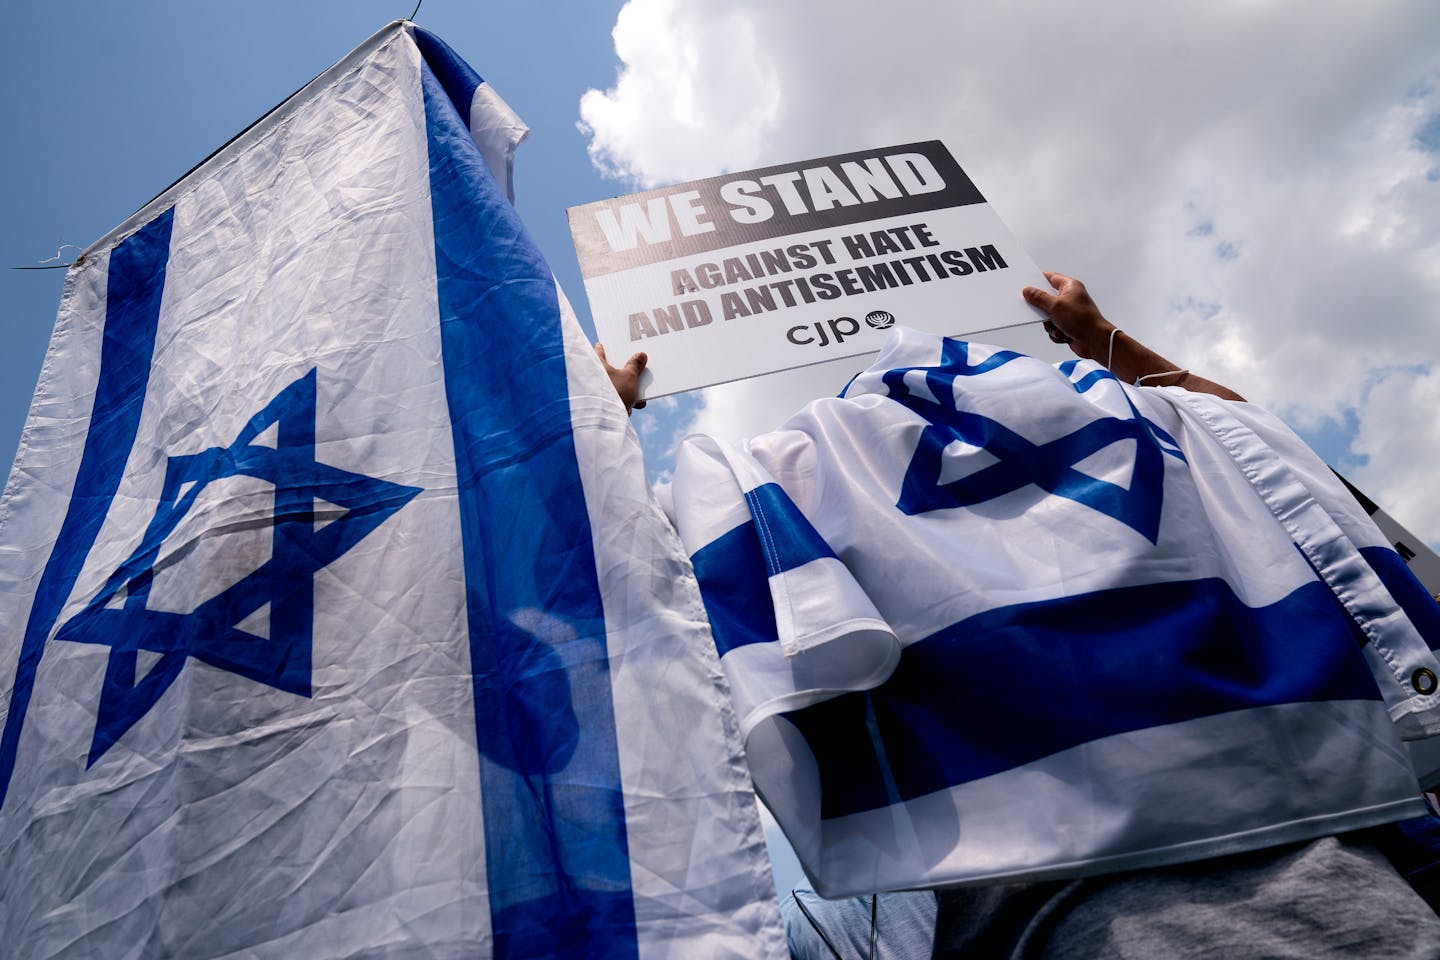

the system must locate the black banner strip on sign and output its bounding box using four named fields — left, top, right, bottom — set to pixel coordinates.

left=568, top=140, right=985, bottom=278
